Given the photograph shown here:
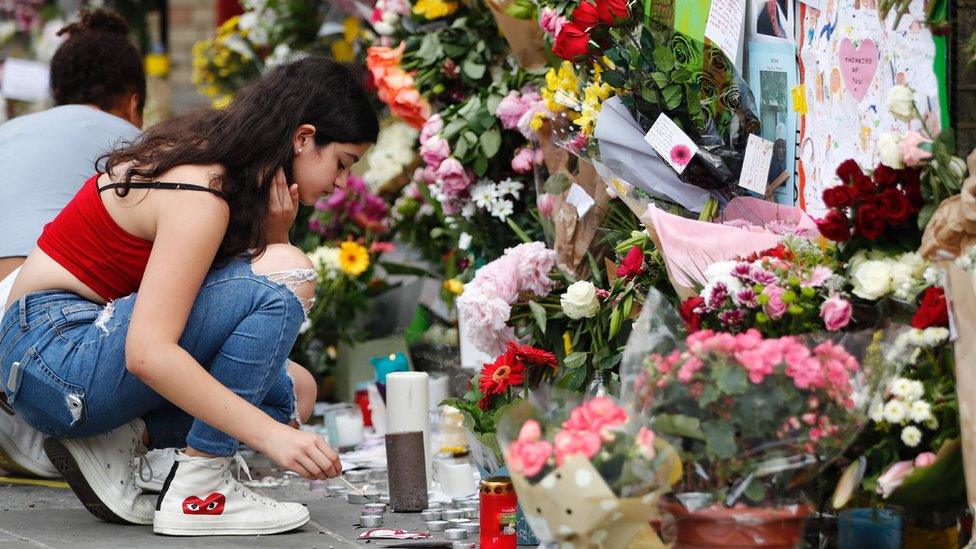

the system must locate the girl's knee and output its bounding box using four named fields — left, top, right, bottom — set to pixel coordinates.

left=287, top=361, right=316, bottom=424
